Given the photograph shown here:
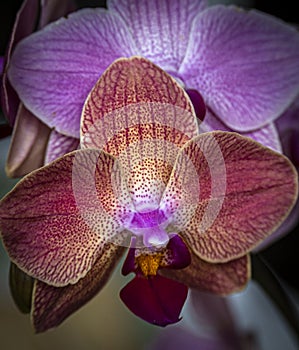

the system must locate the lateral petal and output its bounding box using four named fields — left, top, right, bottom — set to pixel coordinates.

left=161, top=131, right=298, bottom=262
left=0, top=149, right=130, bottom=286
